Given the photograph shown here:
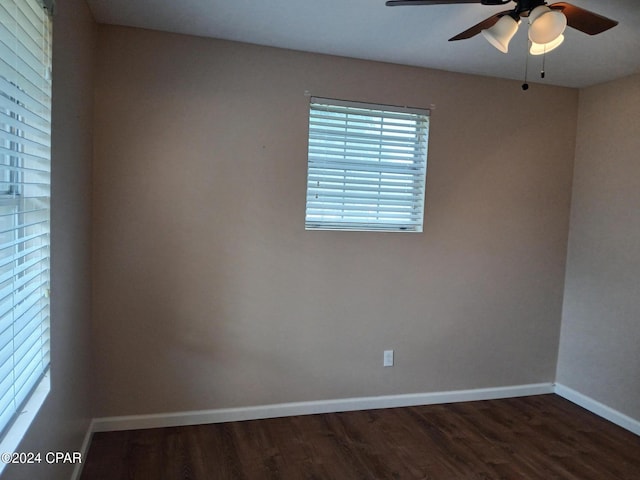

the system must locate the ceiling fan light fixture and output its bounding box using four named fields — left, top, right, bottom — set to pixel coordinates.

left=528, top=5, right=567, bottom=44
left=481, top=15, right=520, bottom=53
left=529, top=34, right=565, bottom=55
